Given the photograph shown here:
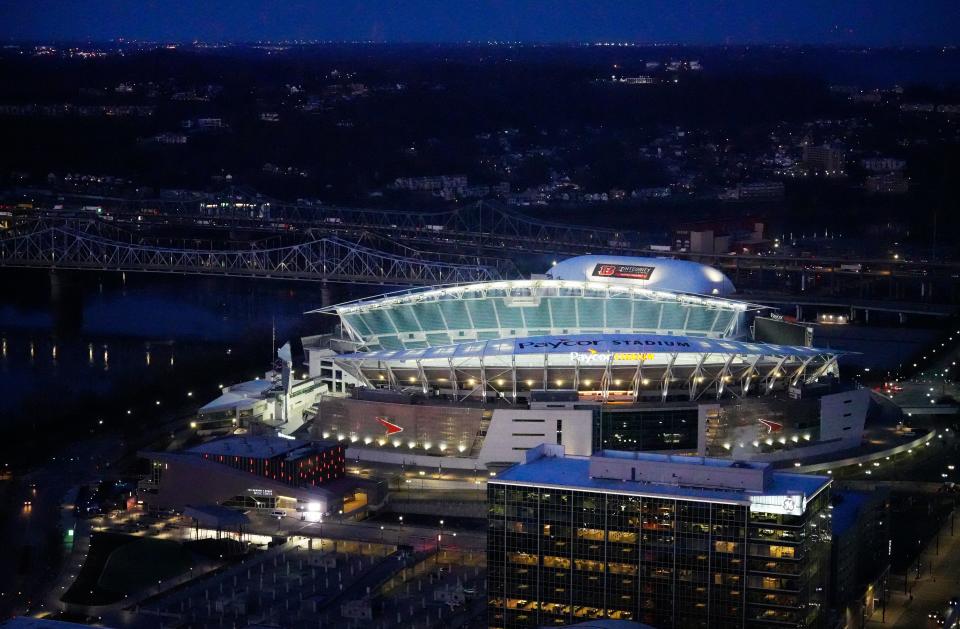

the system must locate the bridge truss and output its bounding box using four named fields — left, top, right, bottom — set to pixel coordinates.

left=0, top=219, right=503, bottom=286
left=15, top=190, right=644, bottom=253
